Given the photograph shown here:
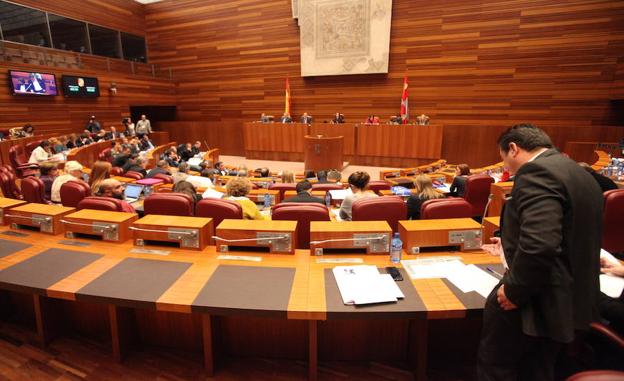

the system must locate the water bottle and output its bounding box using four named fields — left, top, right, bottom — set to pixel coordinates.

left=390, top=232, right=402, bottom=264
left=325, top=192, right=331, bottom=208
left=263, top=193, right=271, bottom=210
